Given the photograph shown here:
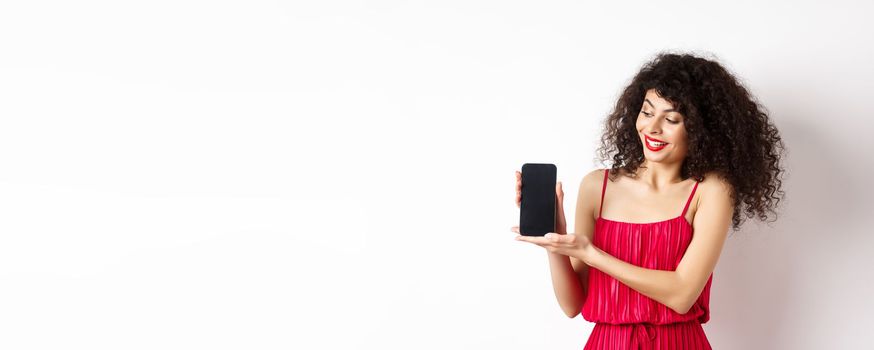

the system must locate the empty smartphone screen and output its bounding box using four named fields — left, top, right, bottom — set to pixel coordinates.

left=519, top=163, right=556, bottom=236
